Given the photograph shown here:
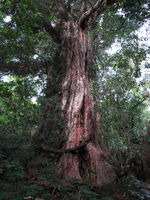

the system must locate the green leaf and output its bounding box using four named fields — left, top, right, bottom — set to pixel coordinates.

left=5, top=1, right=12, bottom=8
left=88, top=169, right=98, bottom=175
left=78, top=185, right=98, bottom=196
